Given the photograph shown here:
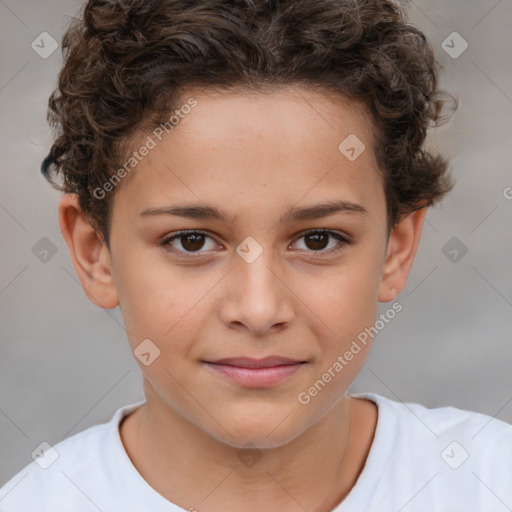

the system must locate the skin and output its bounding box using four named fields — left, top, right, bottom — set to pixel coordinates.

left=59, top=85, right=425, bottom=511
